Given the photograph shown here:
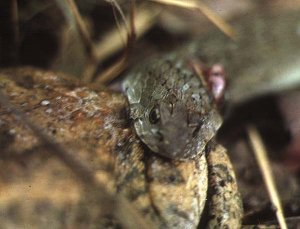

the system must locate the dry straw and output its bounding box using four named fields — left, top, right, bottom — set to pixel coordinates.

left=247, top=125, right=288, bottom=229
